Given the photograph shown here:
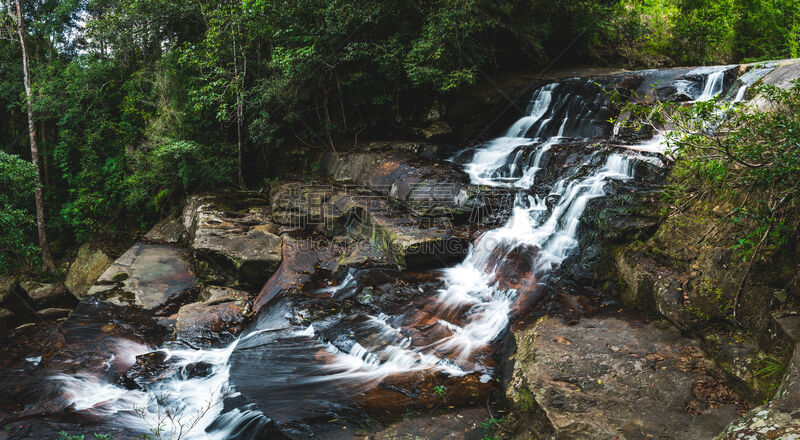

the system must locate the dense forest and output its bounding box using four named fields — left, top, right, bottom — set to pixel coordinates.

left=1, top=0, right=799, bottom=275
